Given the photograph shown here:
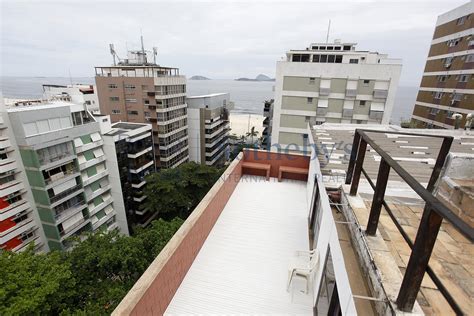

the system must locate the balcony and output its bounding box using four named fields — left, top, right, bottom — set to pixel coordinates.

left=38, top=151, right=75, bottom=168
left=0, top=138, right=11, bottom=150
left=82, top=169, right=109, bottom=187
left=85, top=185, right=111, bottom=203
left=75, top=139, right=104, bottom=154
left=49, top=184, right=83, bottom=205
left=0, top=158, right=17, bottom=174
left=147, top=91, right=156, bottom=97
left=156, top=113, right=187, bottom=126
left=79, top=155, right=106, bottom=170
left=129, top=160, right=154, bottom=174
left=373, top=89, right=388, bottom=99
left=55, top=201, right=87, bottom=223
left=45, top=170, right=79, bottom=188
left=205, top=124, right=229, bottom=139
left=59, top=217, right=90, bottom=240
left=346, top=89, right=357, bottom=98
left=127, top=146, right=153, bottom=159
left=262, top=117, right=270, bottom=127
